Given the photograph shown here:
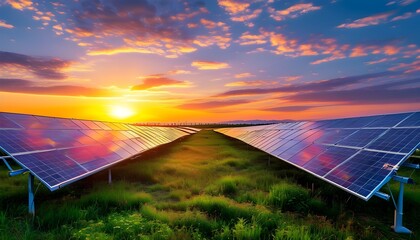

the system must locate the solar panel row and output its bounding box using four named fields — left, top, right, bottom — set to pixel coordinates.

left=0, top=112, right=199, bottom=190
left=216, top=111, right=420, bottom=200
